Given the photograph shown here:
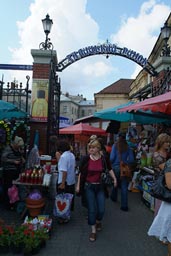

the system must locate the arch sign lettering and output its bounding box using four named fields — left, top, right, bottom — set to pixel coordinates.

left=56, top=43, right=157, bottom=76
